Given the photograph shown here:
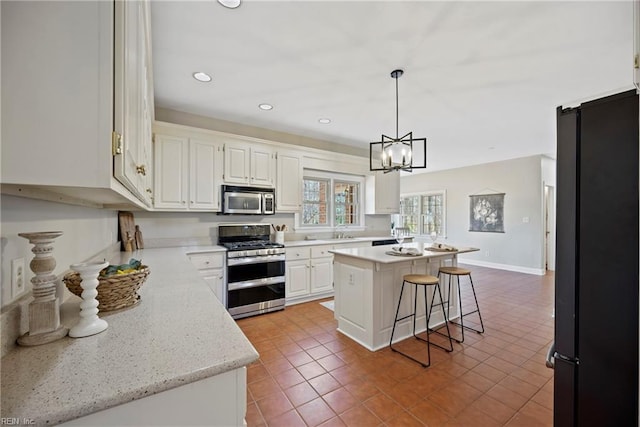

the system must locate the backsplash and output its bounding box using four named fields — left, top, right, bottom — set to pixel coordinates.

left=0, top=195, right=118, bottom=355
left=133, top=211, right=391, bottom=245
